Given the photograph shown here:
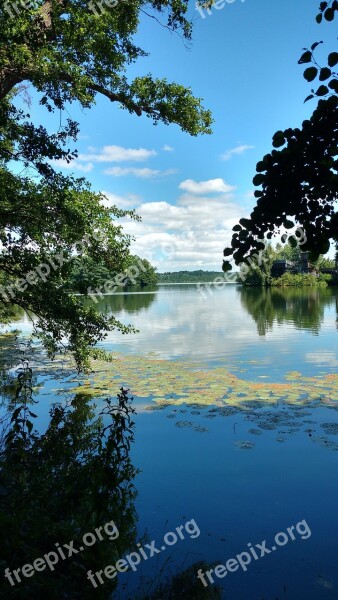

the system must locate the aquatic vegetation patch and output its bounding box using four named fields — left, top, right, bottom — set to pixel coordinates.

left=311, top=436, right=338, bottom=451
left=35, top=352, right=338, bottom=412
left=320, top=423, right=338, bottom=435
left=248, top=428, right=263, bottom=436
left=175, top=420, right=209, bottom=433
left=23, top=350, right=338, bottom=451
left=234, top=440, right=255, bottom=449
